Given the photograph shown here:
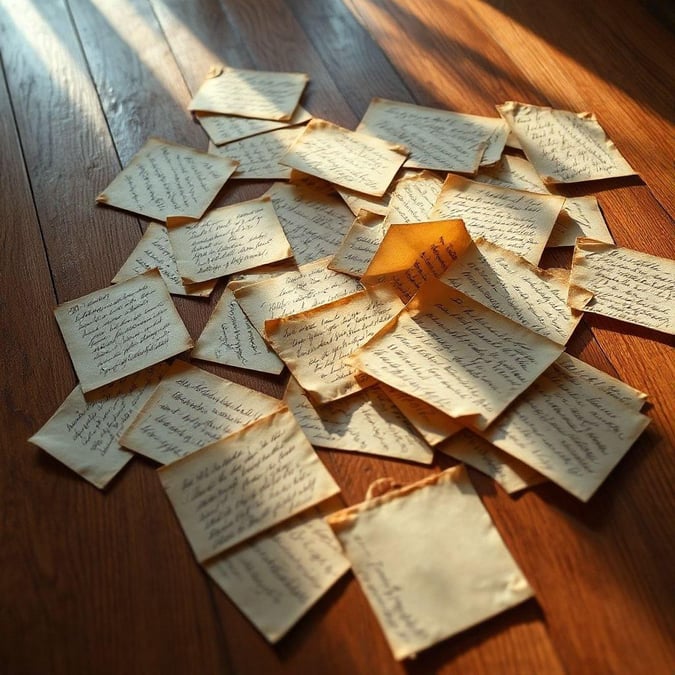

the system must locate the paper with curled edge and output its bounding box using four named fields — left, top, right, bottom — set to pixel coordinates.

left=326, top=465, right=533, bottom=660
left=383, top=170, right=444, bottom=228
left=329, top=210, right=387, bottom=278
